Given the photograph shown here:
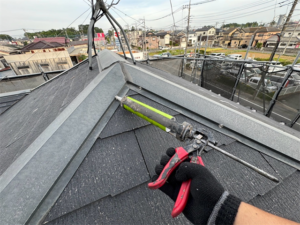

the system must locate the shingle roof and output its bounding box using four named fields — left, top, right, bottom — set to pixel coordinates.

left=69, top=40, right=88, bottom=46
left=156, top=32, right=169, bottom=37
left=195, top=26, right=214, bottom=32
left=174, top=30, right=185, bottom=35
left=241, top=27, right=259, bottom=33
left=222, top=28, right=237, bottom=34
left=0, top=50, right=299, bottom=225
left=34, top=37, right=69, bottom=44
left=20, top=41, right=64, bottom=52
